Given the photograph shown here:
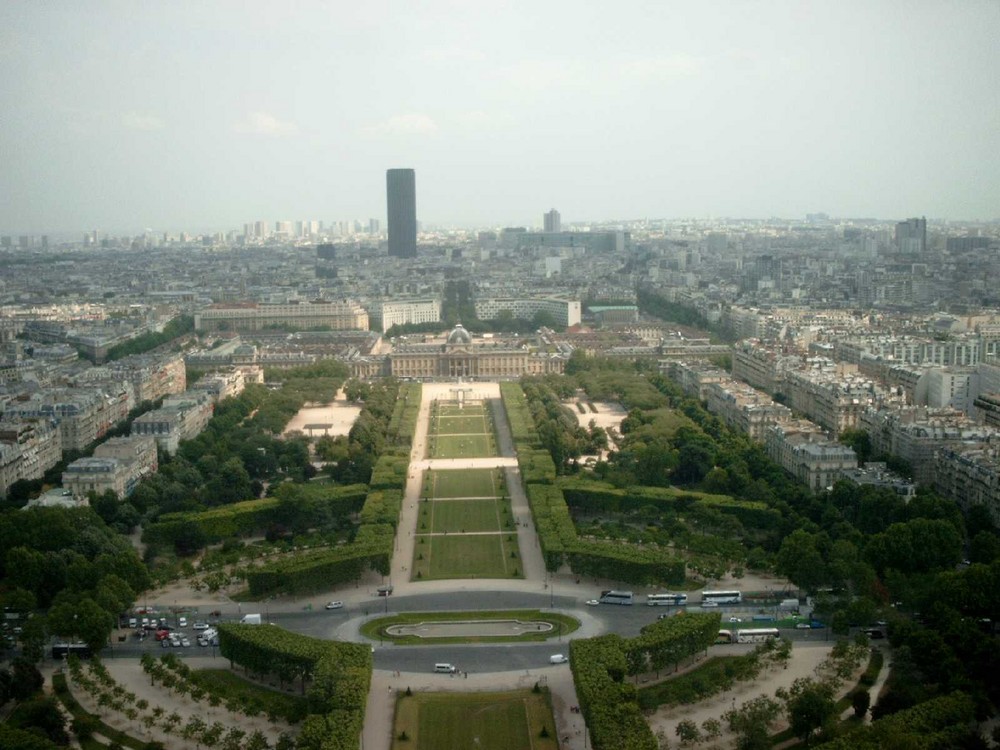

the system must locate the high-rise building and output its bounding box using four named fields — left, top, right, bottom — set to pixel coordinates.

left=895, top=217, right=926, bottom=253
left=386, top=168, right=417, bottom=258
left=543, top=208, right=561, bottom=233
